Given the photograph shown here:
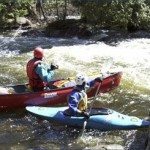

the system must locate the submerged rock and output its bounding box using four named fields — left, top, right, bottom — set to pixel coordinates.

left=124, top=130, right=149, bottom=150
